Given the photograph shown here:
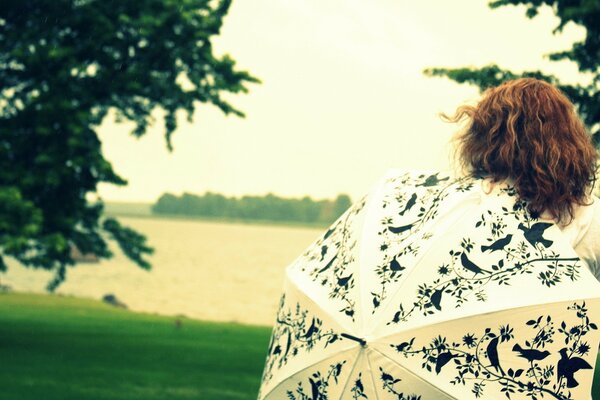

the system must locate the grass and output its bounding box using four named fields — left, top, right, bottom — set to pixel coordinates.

left=0, top=292, right=271, bottom=400
left=0, top=292, right=598, bottom=399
